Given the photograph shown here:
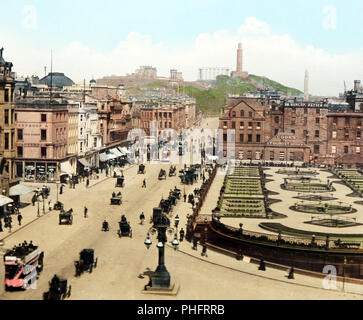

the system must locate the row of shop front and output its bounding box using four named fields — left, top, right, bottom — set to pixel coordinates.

left=14, top=146, right=131, bottom=183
